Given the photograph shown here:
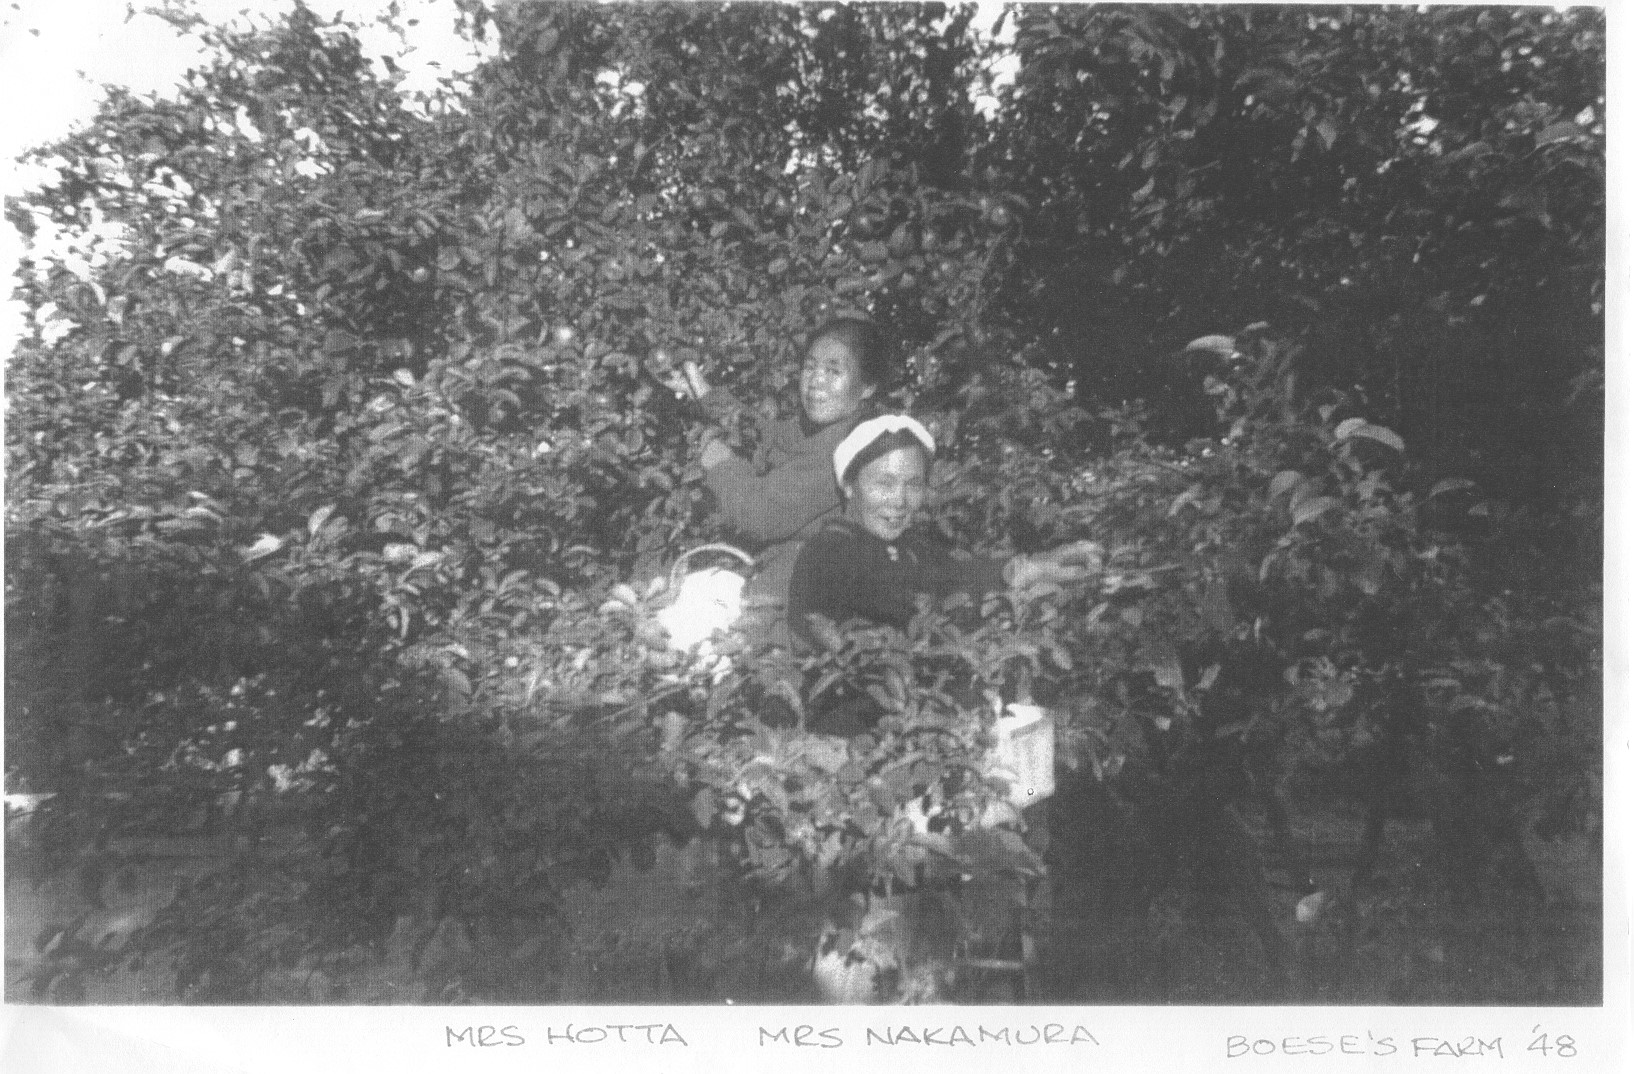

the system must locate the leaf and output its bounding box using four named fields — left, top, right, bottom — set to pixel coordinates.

left=987, top=829, right=1045, bottom=876
left=911, top=832, right=958, bottom=859
left=1352, top=424, right=1405, bottom=452
left=1336, top=419, right=1405, bottom=452
left=1428, top=478, right=1476, bottom=499
left=407, top=551, right=441, bottom=573
left=1535, top=120, right=1585, bottom=146
left=1289, top=478, right=1323, bottom=516
left=690, top=788, right=717, bottom=828
left=1150, top=645, right=1185, bottom=691
left=1269, top=470, right=1303, bottom=498
left=382, top=542, right=418, bottom=564
left=1291, top=495, right=1340, bottom=527
left=238, top=533, right=283, bottom=561
left=162, top=256, right=213, bottom=280
left=307, top=505, right=336, bottom=537
left=1183, top=334, right=1235, bottom=358
left=1167, top=483, right=1202, bottom=516
left=1439, top=140, right=1492, bottom=168
left=799, top=739, right=847, bottom=775
left=438, top=665, right=472, bottom=695
left=1334, top=417, right=1367, bottom=440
